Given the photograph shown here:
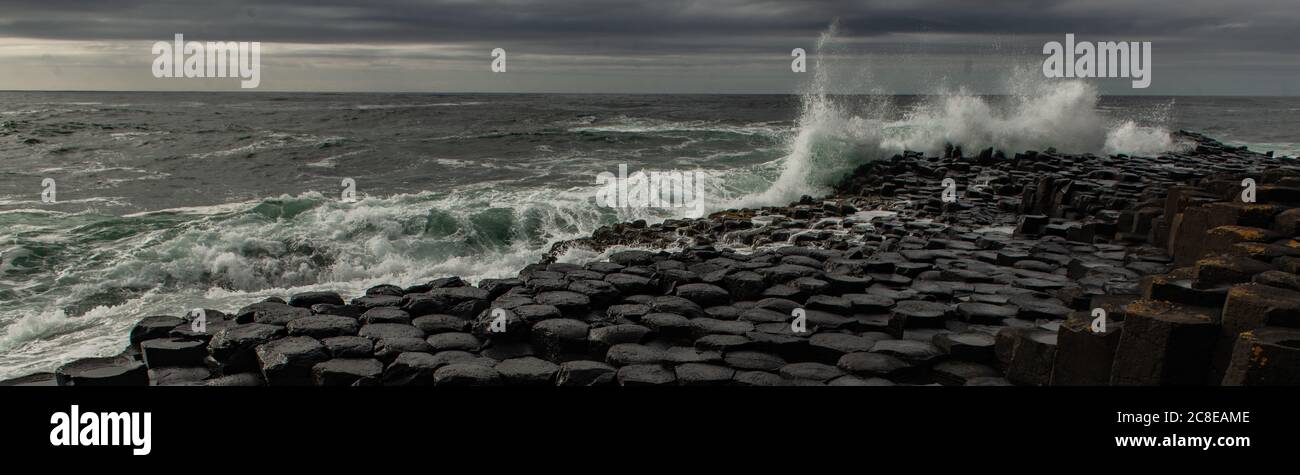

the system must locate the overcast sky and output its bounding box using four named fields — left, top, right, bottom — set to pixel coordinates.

left=0, top=0, right=1296, bottom=95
